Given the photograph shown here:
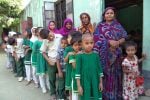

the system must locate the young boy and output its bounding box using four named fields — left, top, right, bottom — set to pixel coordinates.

left=56, top=37, right=68, bottom=99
